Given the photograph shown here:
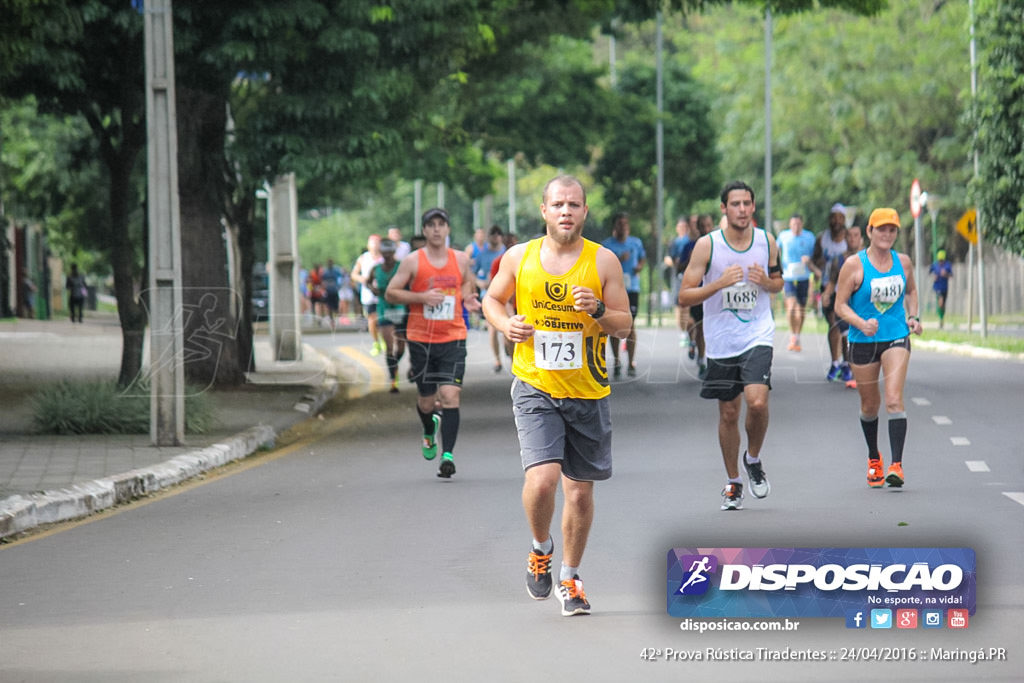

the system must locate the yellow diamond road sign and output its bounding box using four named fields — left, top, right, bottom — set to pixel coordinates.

left=956, top=208, right=978, bottom=245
